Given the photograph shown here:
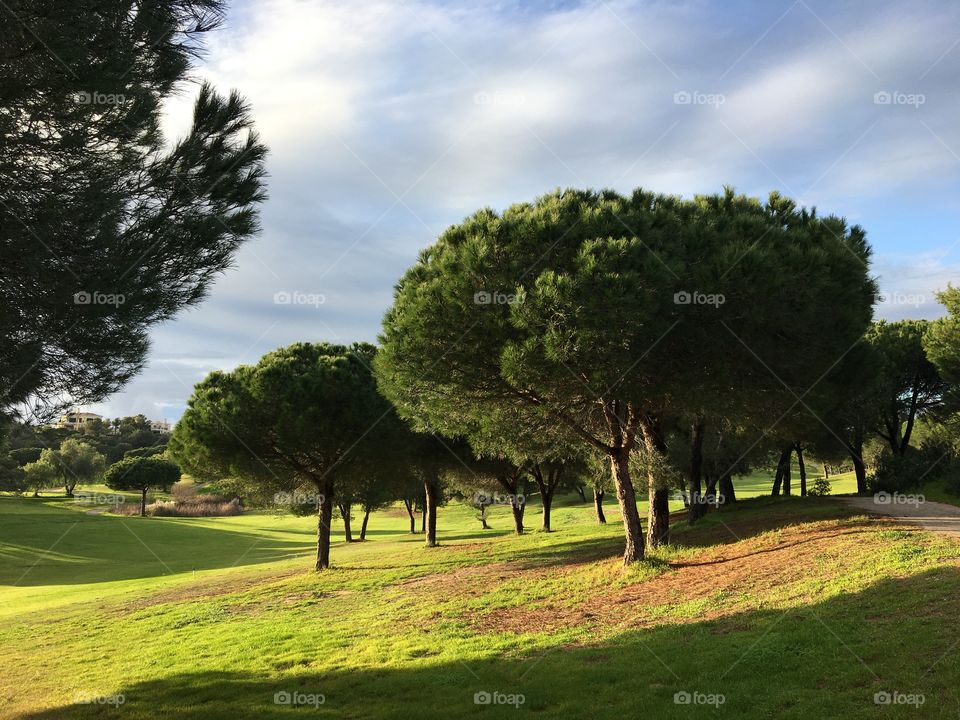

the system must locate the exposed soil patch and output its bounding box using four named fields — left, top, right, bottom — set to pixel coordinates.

left=455, top=516, right=933, bottom=635
left=116, top=566, right=308, bottom=614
